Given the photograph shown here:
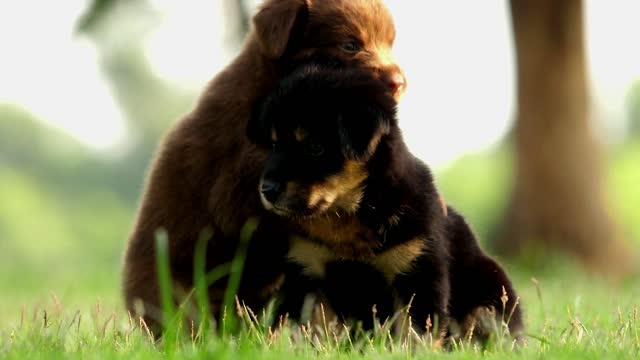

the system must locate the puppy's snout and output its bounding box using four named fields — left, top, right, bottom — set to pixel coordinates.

left=261, top=179, right=282, bottom=204
left=385, top=72, right=406, bottom=95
